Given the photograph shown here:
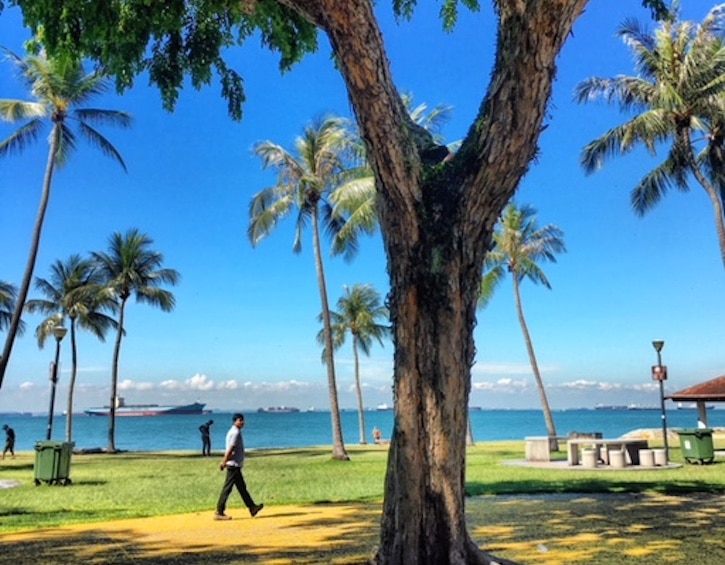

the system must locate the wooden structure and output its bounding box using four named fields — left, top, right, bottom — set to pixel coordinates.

left=667, top=375, right=725, bottom=427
